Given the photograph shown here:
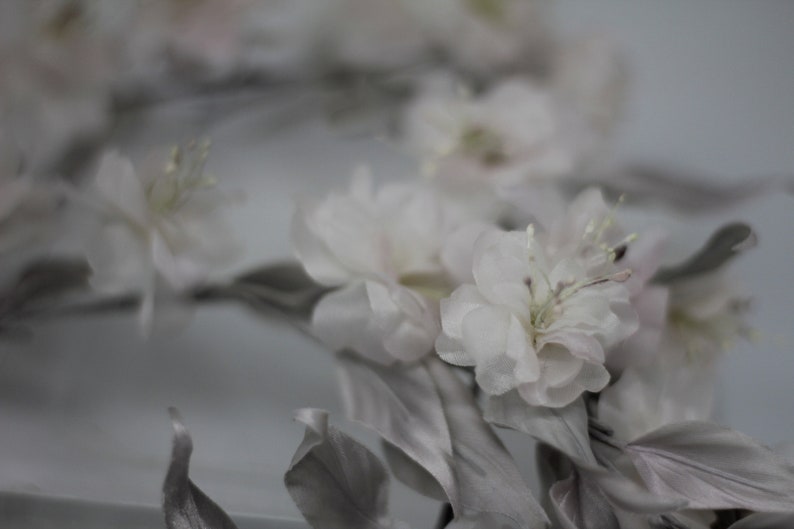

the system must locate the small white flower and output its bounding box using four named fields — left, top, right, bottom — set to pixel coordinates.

left=405, top=77, right=580, bottom=194
left=437, top=190, right=639, bottom=407
left=0, top=0, right=124, bottom=170
left=293, top=172, right=457, bottom=365
left=667, top=272, right=751, bottom=359
left=551, top=35, right=628, bottom=148
left=322, top=0, right=428, bottom=71
left=544, top=189, right=670, bottom=373
left=85, top=143, right=240, bottom=329
left=401, top=0, right=553, bottom=74
left=598, top=337, right=717, bottom=442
